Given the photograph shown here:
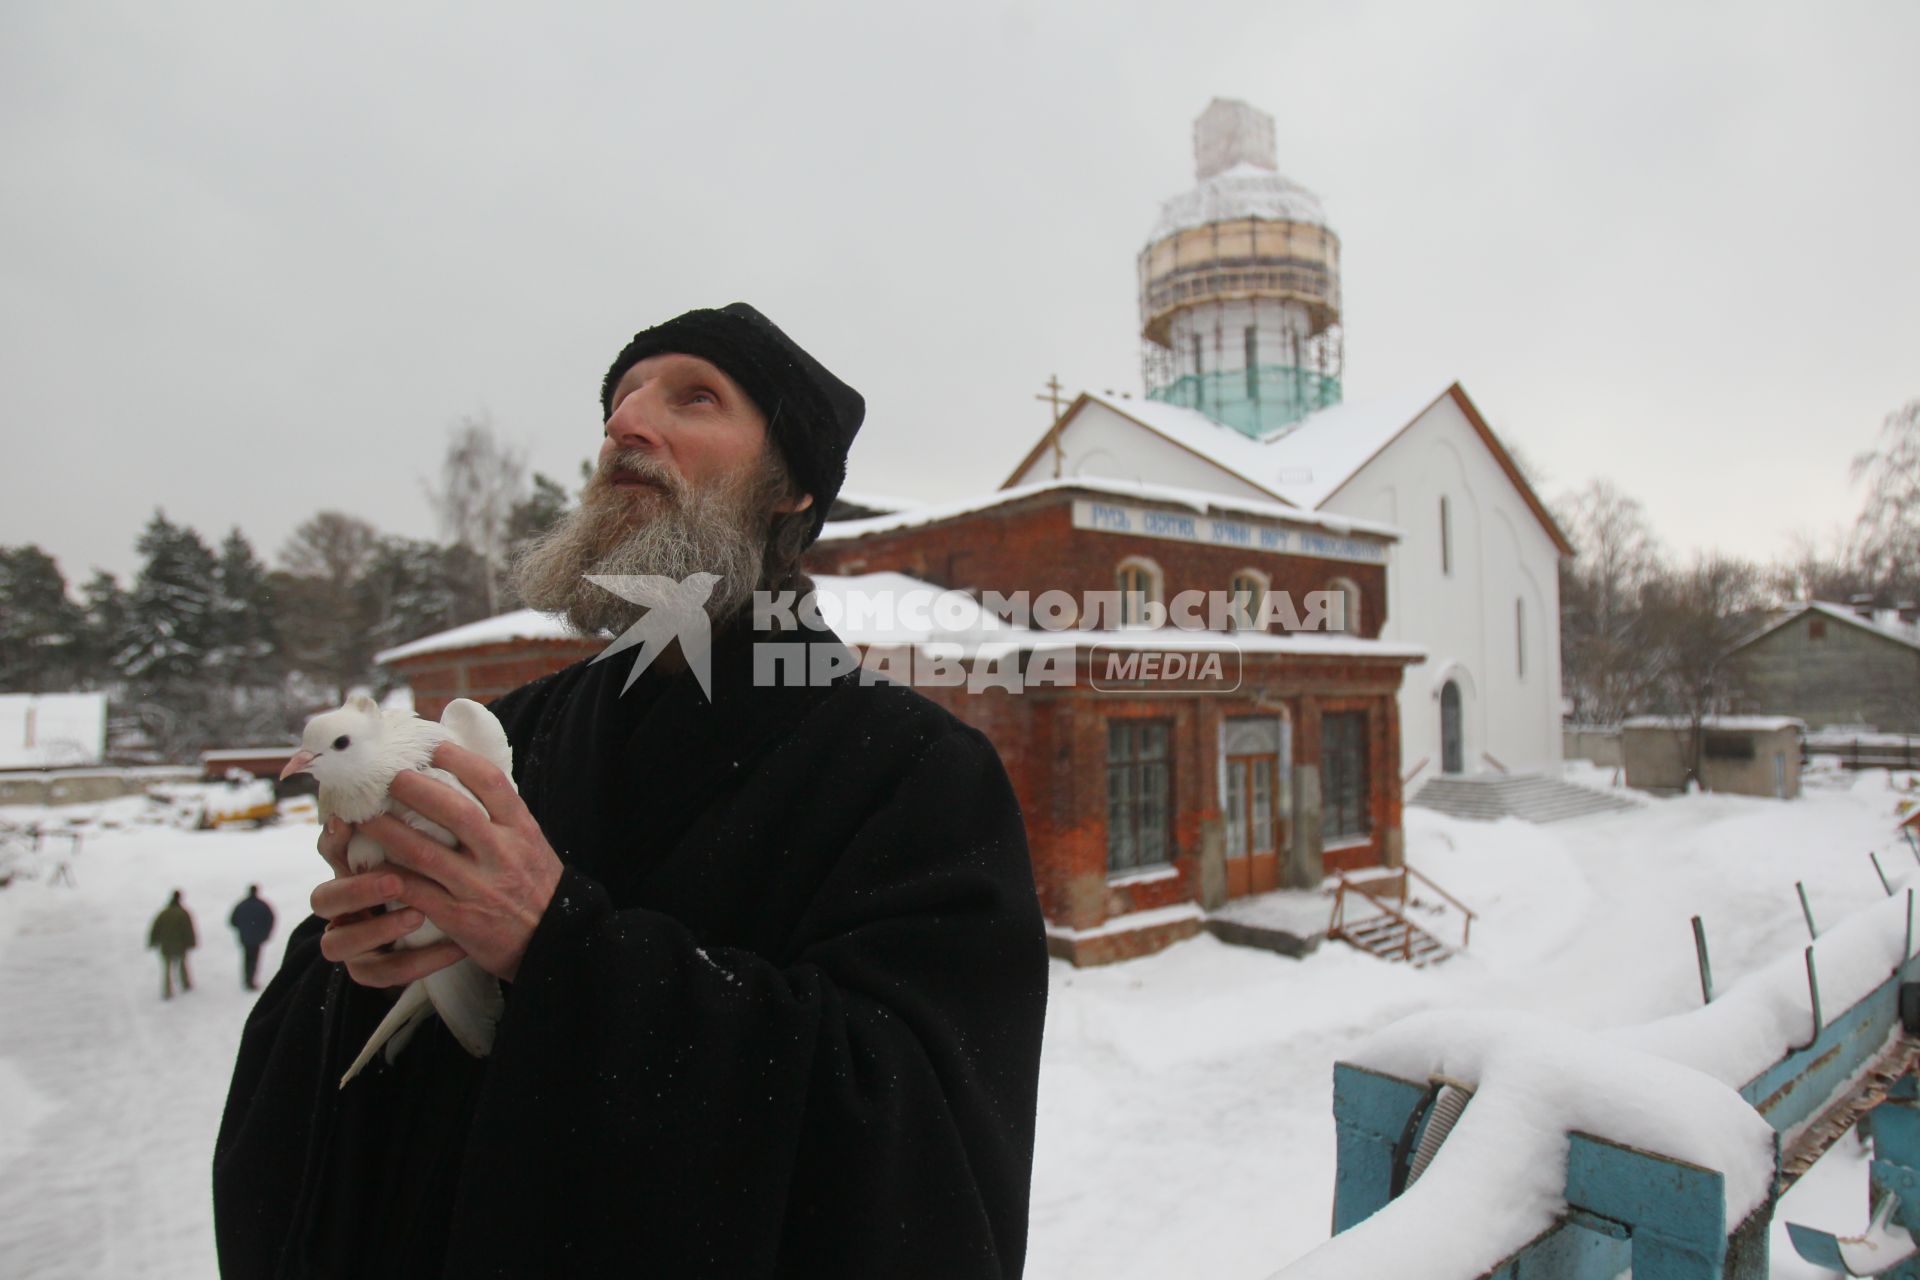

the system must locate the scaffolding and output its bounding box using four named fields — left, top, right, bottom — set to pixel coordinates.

left=1137, top=104, right=1346, bottom=438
